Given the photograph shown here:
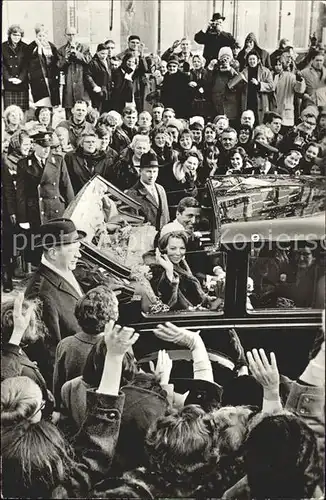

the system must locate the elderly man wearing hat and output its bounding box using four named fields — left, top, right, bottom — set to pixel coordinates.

left=16, top=131, right=74, bottom=266
left=161, top=55, right=191, bottom=118
left=206, top=46, right=239, bottom=125
left=125, top=150, right=170, bottom=231
left=194, top=13, right=235, bottom=67
left=25, top=217, right=86, bottom=386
